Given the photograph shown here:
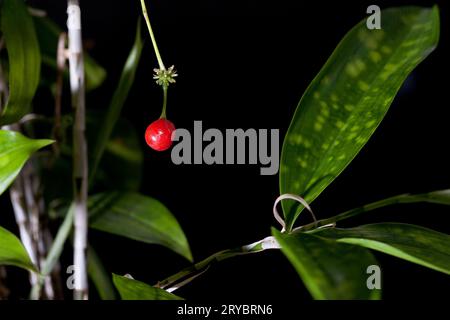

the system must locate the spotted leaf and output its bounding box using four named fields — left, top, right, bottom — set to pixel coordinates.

left=280, top=6, right=440, bottom=231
